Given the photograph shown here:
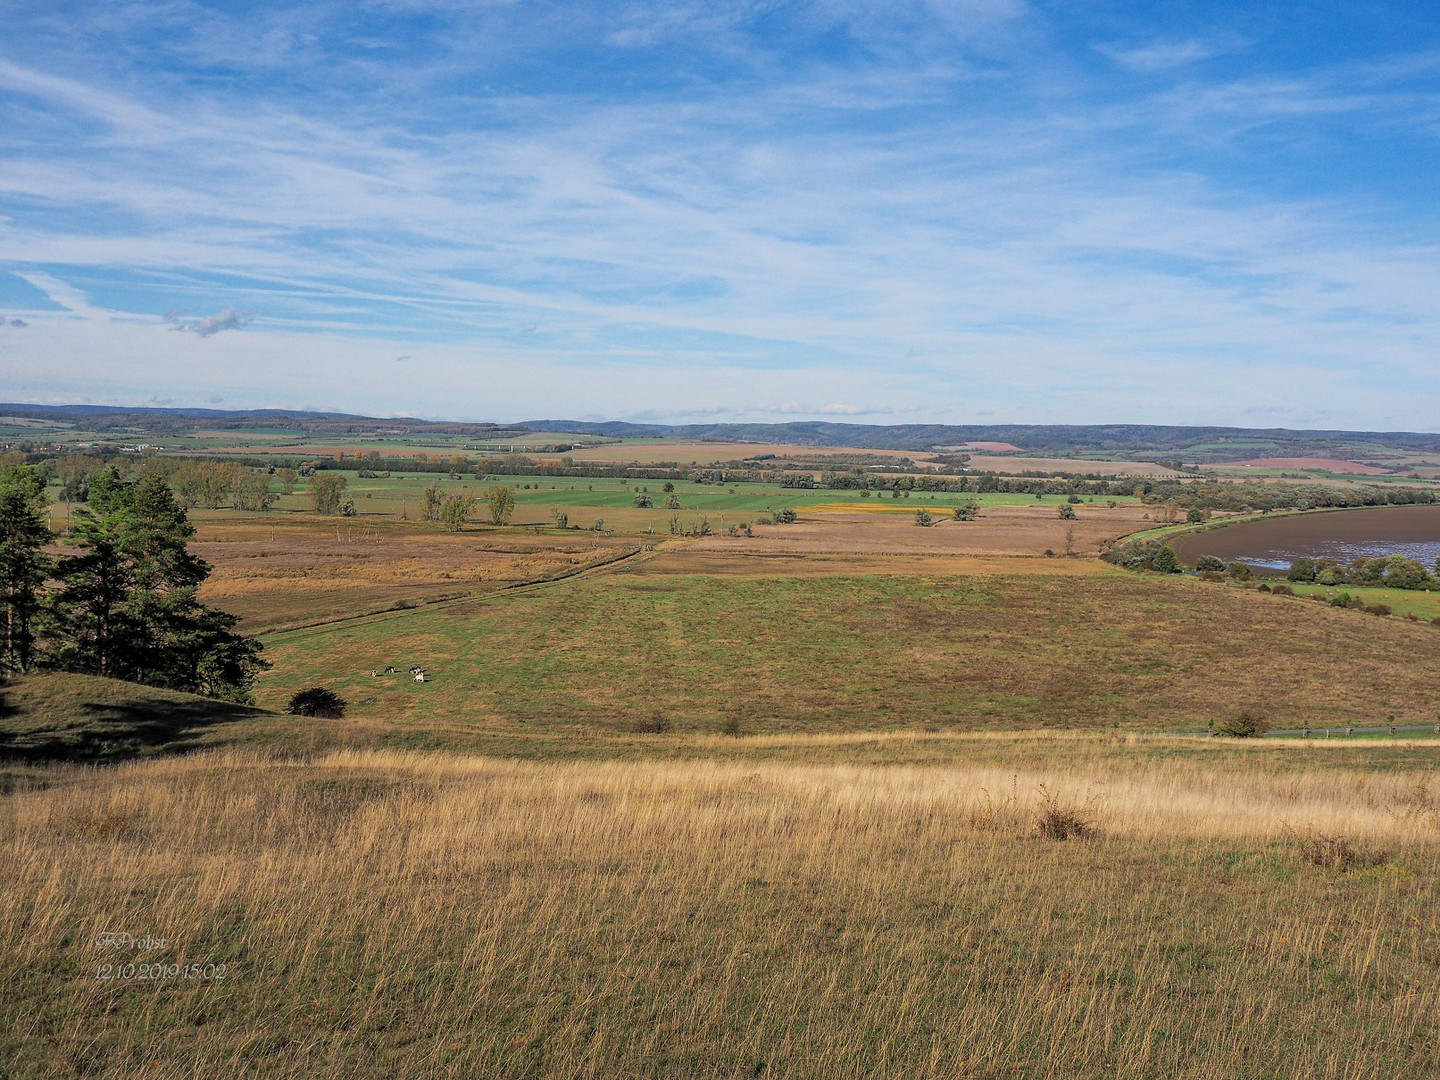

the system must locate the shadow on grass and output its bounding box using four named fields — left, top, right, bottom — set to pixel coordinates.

left=0, top=684, right=266, bottom=764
